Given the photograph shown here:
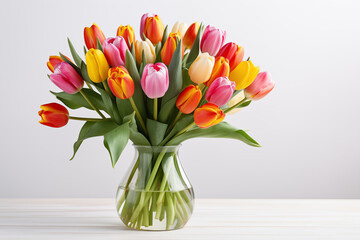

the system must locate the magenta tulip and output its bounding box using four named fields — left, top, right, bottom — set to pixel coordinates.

left=50, top=62, right=84, bottom=94
left=245, top=72, right=275, bottom=100
left=205, top=77, right=235, bottom=107
left=103, top=36, right=128, bottom=67
left=200, top=25, right=226, bottom=56
left=141, top=63, right=169, bottom=98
